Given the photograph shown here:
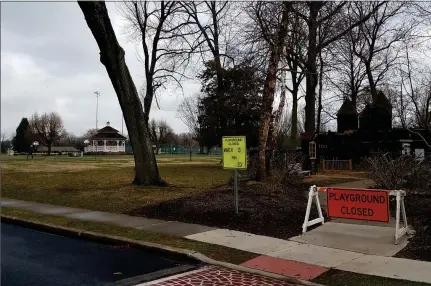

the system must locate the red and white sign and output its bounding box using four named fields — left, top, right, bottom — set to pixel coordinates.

left=327, top=188, right=389, bottom=222
left=302, top=186, right=408, bottom=245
